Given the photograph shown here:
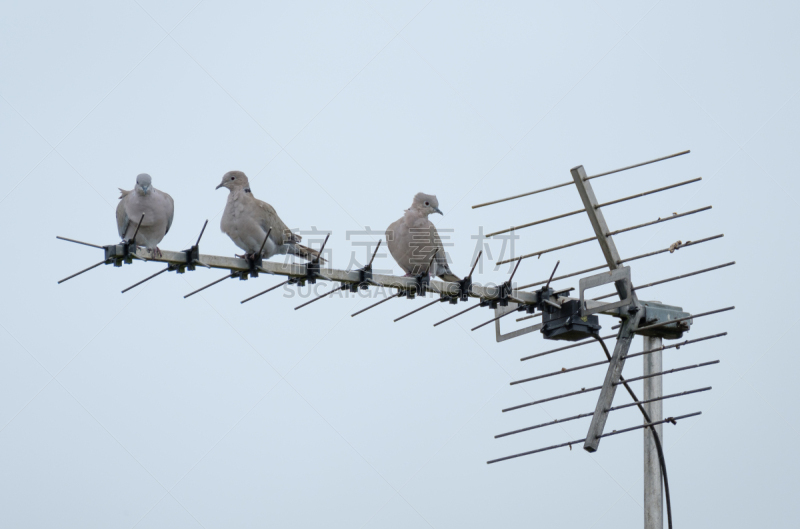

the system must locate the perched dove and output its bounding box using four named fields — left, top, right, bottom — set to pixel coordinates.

left=386, top=192, right=460, bottom=281
left=216, top=171, right=322, bottom=262
left=116, top=173, right=174, bottom=257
